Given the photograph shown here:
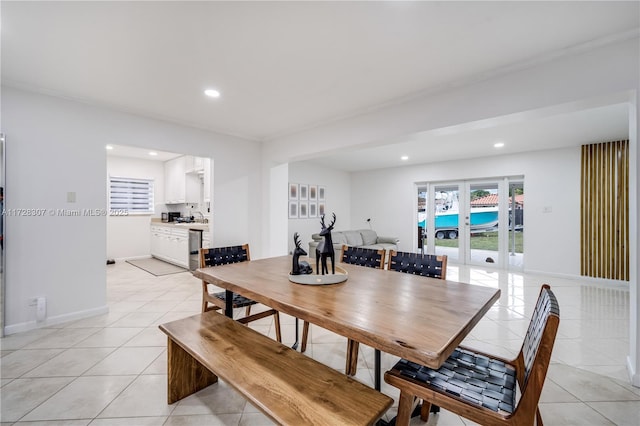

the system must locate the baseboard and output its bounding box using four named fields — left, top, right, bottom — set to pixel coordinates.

left=112, top=255, right=152, bottom=262
left=3, top=305, right=109, bottom=336
left=524, top=269, right=629, bottom=288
